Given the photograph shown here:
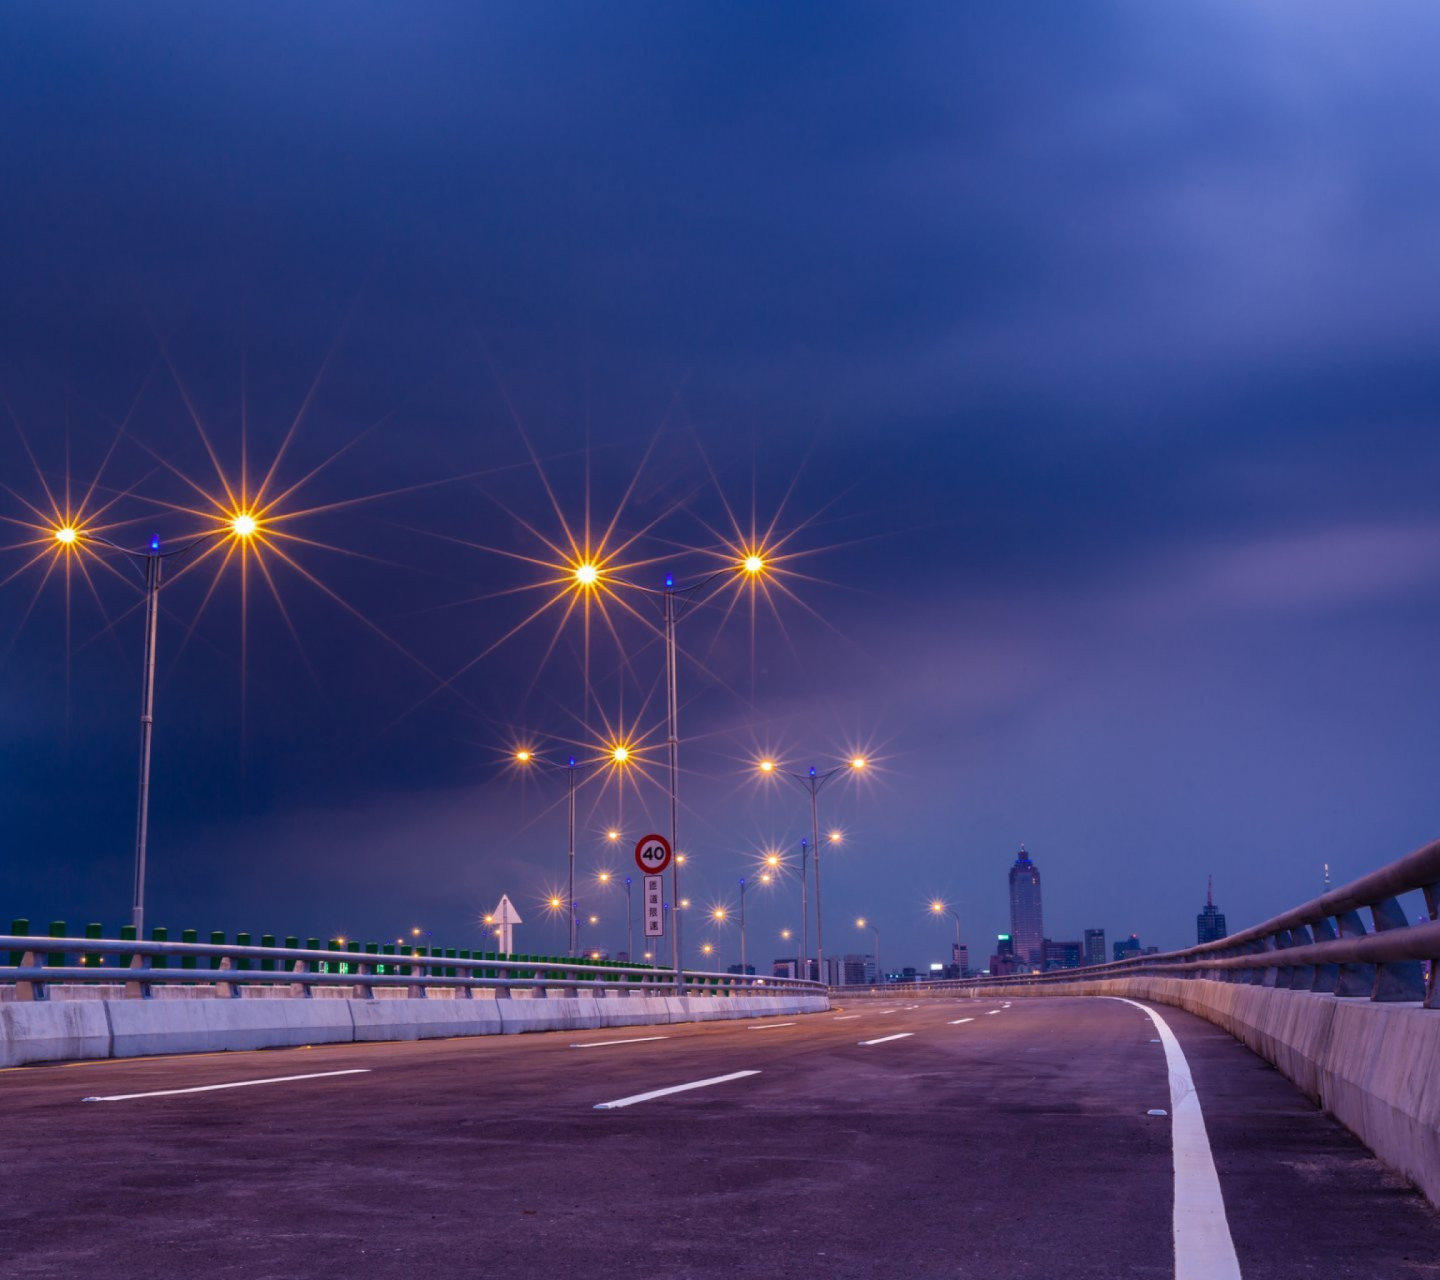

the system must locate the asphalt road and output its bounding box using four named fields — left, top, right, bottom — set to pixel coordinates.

left=0, top=997, right=1434, bottom=1279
